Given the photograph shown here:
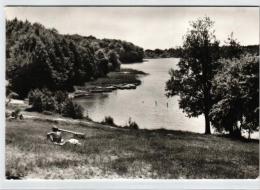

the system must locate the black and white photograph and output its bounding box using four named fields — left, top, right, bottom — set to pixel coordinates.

left=5, top=6, right=259, bottom=179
